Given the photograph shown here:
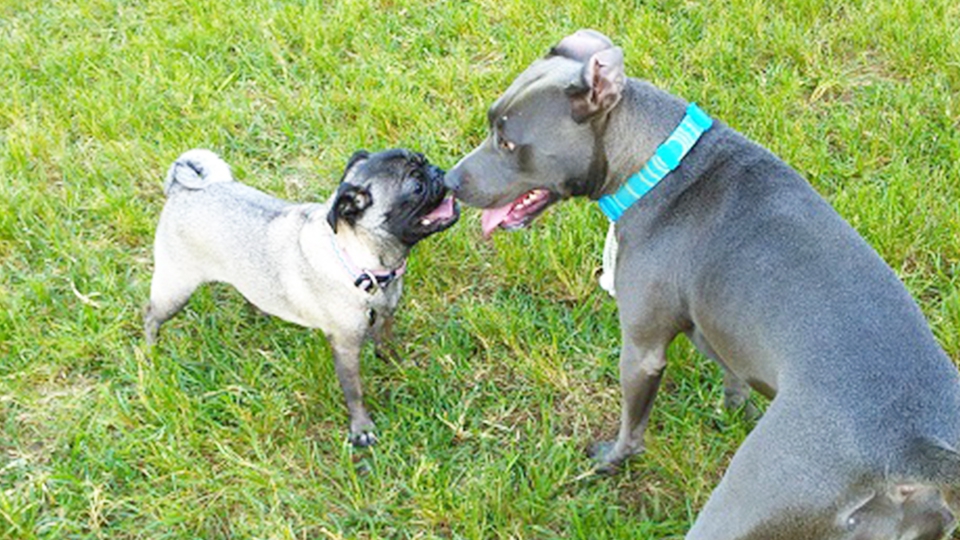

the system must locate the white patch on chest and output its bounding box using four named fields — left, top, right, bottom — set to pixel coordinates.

left=599, top=221, right=618, bottom=298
